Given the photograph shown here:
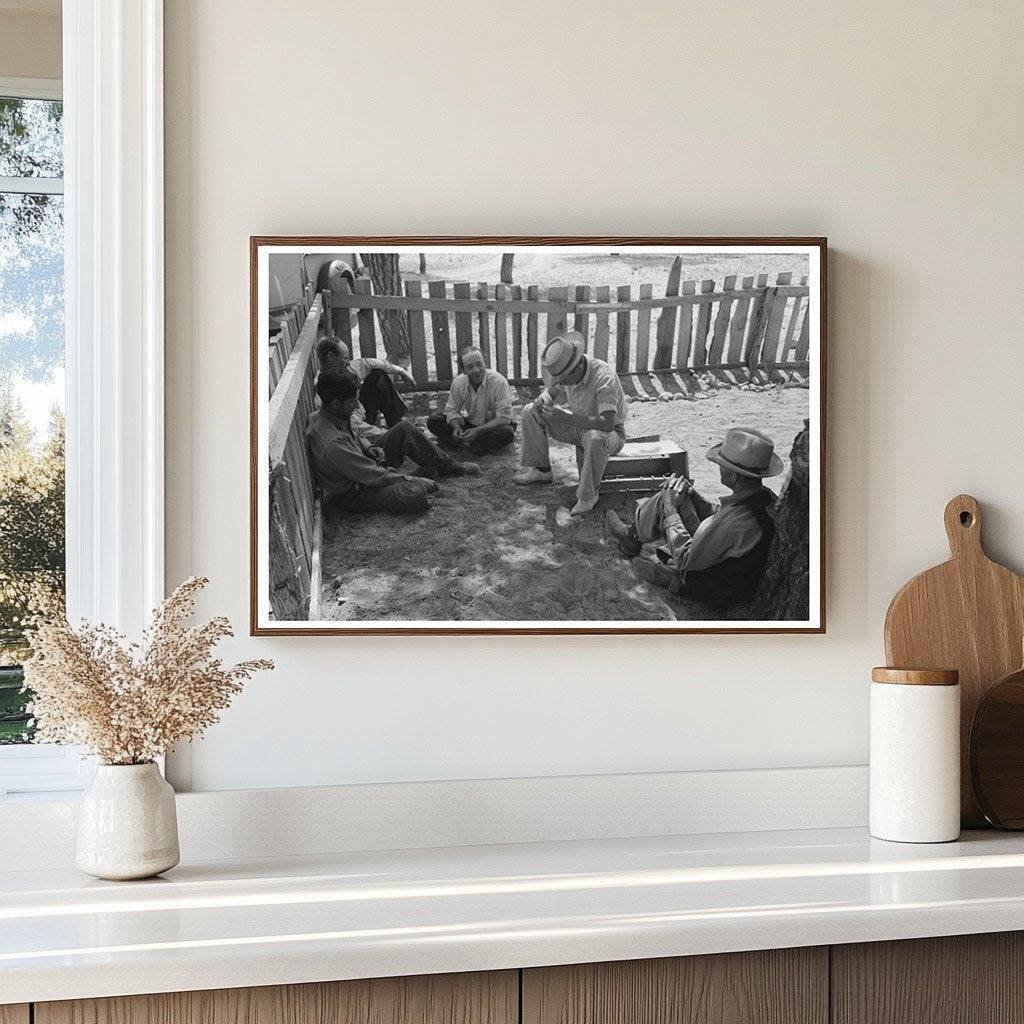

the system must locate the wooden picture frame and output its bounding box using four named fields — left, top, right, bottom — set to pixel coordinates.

left=251, top=237, right=827, bottom=635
